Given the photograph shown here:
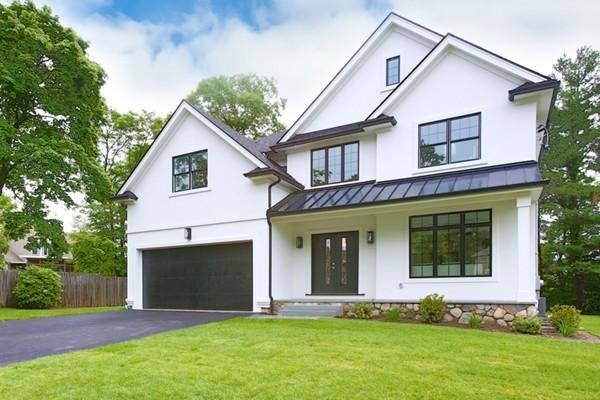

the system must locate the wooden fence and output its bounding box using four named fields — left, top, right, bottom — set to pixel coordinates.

left=0, top=270, right=127, bottom=308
